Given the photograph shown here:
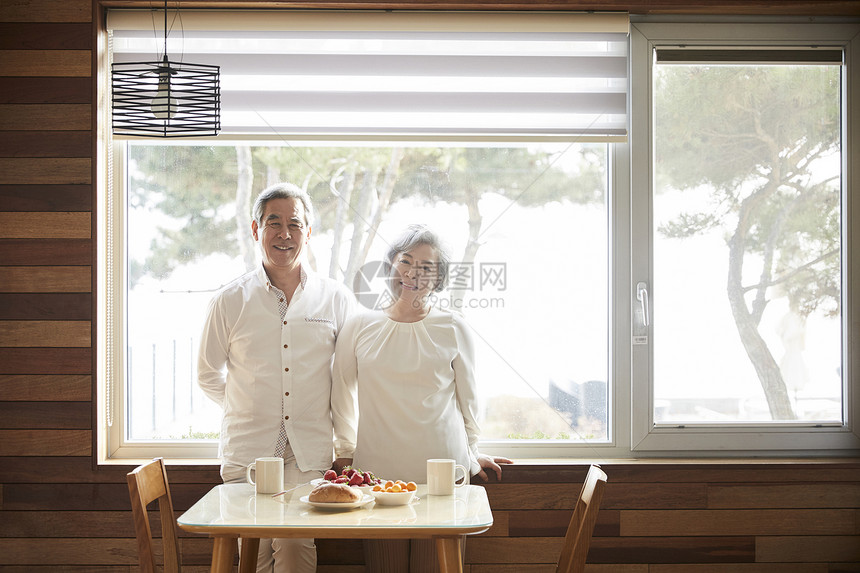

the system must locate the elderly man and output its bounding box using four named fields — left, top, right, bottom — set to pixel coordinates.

left=198, top=182, right=355, bottom=572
